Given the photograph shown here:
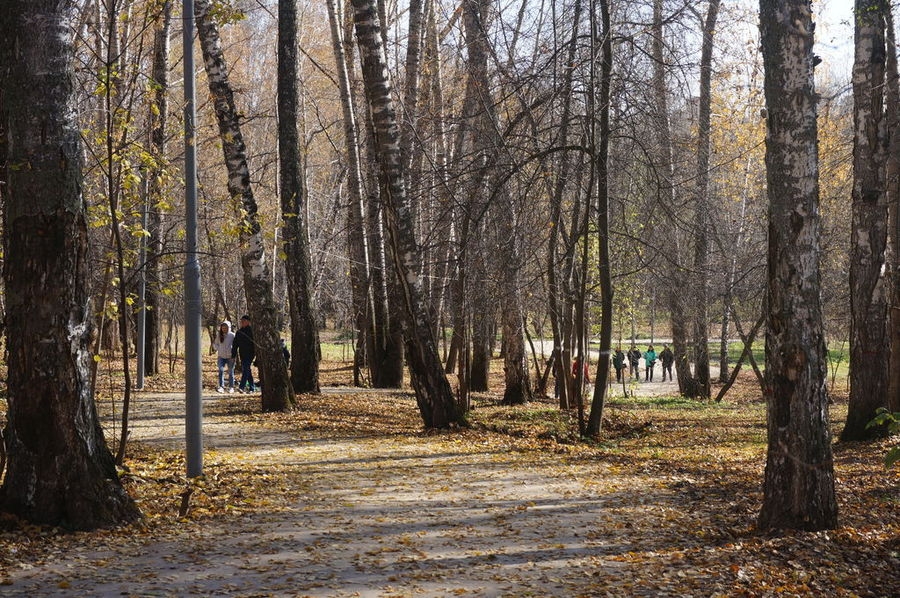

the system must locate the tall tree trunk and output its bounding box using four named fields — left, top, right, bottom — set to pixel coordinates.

left=423, top=0, right=454, bottom=352
left=367, top=172, right=403, bottom=387
left=357, top=39, right=403, bottom=388
left=341, top=3, right=399, bottom=389
left=842, top=0, right=891, bottom=441
left=458, top=0, right=494, bottom=395
left=279, top=0, right=321, bottom=394
left=326, top=0, right=373, bottom=387
left=757, top=0, right=838, bottom=531
left=547, top=0, right=582, bottom=411
left=0, top=0, right=140, bottom=530
left=651, top=0, right=691, bottom=396
left=460, top=0, right=531, bottom=402
left=195, top=0, right=295, bottom=412
left=691, top=0, right=720, bottom=400
left=586, top=0, right=613, bottom=436
left=886, top=6, right=900, bottom=413
left=351, top=0, right=460, bottom=428
left=144, top=0, right=172, bottom=378
left=470, top=301, right=493, bottom=392
left=400, top=0, right=425, bottom=180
